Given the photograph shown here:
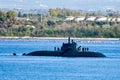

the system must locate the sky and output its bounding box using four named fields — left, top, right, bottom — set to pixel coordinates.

left=0, top=0, right=120, bottom=10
